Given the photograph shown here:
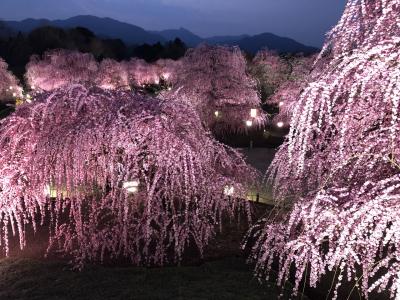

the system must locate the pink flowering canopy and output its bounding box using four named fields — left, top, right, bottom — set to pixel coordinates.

left=251, top=50, right=292, bottom=100
left=266, top=54, right=316, bottom=128
left=154, top=58, right=181, bottom=85
left=125, top=58, right=159, bottom=87
left=25, top=49, right=99, bottom=92
left=0, top=58, right=20, bottom=102
left=247, top=0, right=400, bottom=298
left=25, top=50, right=179, bottom=93
left=95, top=58, right=130, bottom=90
left=125, top=58, right=179, bottom=90
left=0, top=84, right=257, bottom=268
left=165, top=45, right=265, bottom=134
